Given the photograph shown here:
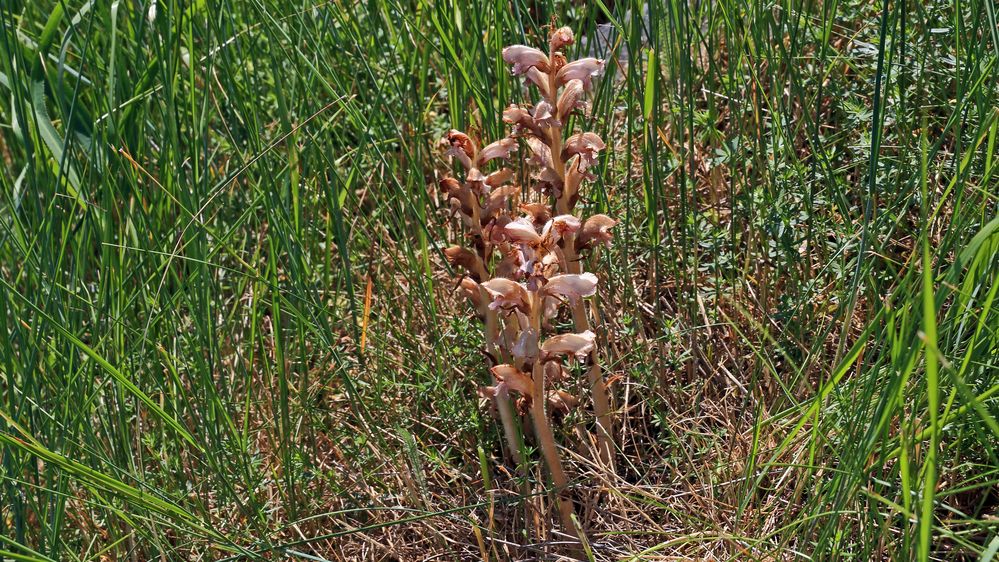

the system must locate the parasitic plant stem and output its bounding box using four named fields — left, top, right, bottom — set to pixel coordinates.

left=438, top=22, right=618, bottom=551
left=562, top=236, right=615, bottom=469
